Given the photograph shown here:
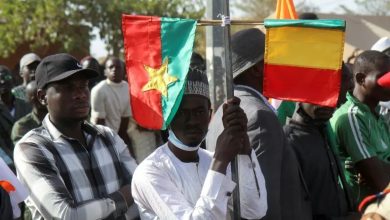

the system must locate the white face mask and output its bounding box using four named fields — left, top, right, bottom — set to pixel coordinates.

left=168, top=129, right=204, bottom=152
